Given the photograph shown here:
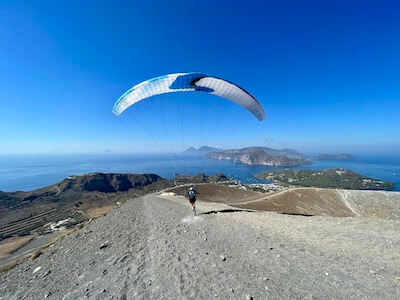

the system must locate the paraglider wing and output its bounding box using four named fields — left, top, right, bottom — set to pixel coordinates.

left=112, top=73, right=265, bottom=121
